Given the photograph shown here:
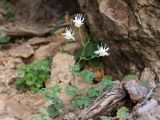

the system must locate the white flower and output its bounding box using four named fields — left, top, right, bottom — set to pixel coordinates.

left=61, top=28, right=75, bottom=40
left=94, top=43, right=110, bottom=57
left=73, top=14, right=84, bottom=28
